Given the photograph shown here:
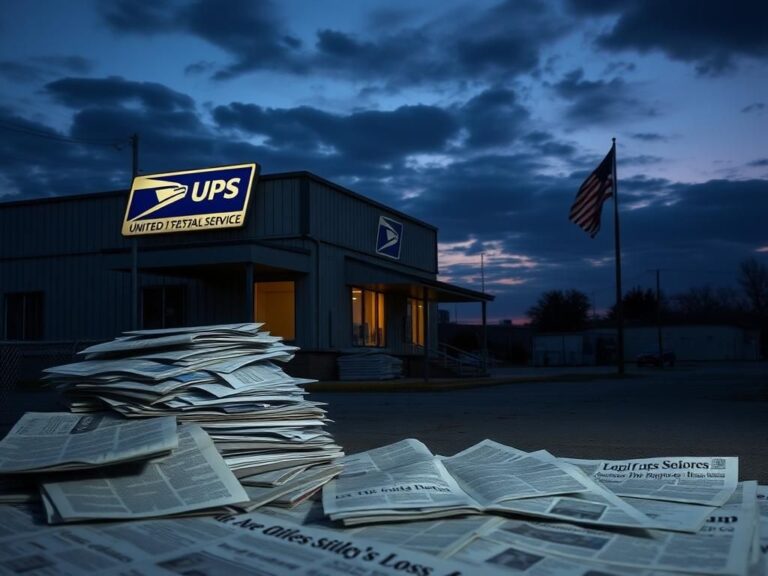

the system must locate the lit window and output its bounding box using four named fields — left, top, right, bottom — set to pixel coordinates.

left=406, top=297, right=424, bottom=346
left=351, top=287, right=385, bottom=347
left=254, top=281, right=295, bottom=341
